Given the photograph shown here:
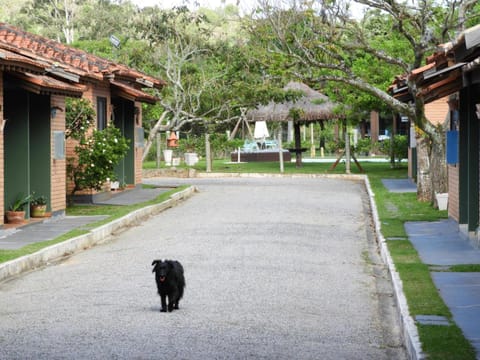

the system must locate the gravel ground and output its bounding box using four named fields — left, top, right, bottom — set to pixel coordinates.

left=0, top=177, right=406, bottom=359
